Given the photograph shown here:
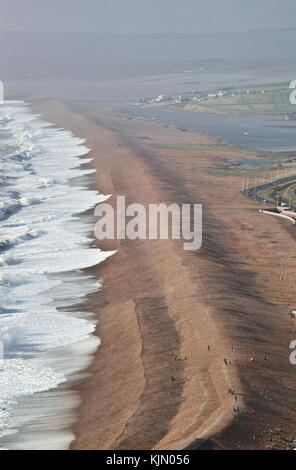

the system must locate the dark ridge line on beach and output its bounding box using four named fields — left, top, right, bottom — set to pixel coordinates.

left=184, top=438, right=214, bottom=450
left=114, top=295, right=183, bottom=450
